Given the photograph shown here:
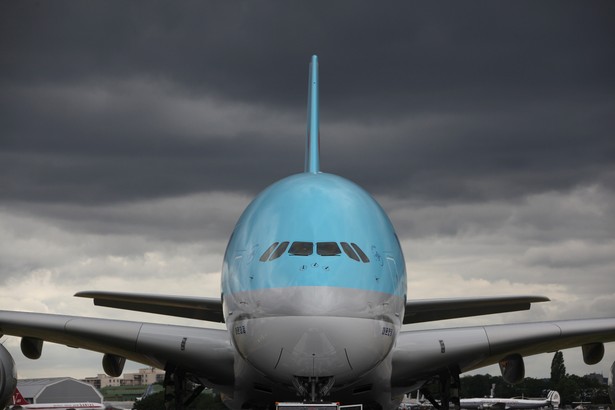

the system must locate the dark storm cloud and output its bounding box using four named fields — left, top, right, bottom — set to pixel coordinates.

left=3, top=2, right=613, bottom=108
left=1, top=1, right=614, bottom=205
left=328, top=99, right=615, bottom=201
